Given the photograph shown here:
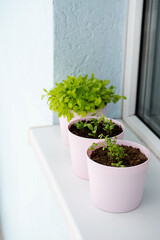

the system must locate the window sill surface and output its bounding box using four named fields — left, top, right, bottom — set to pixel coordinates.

left=29, top=121, right=160, bottom=240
